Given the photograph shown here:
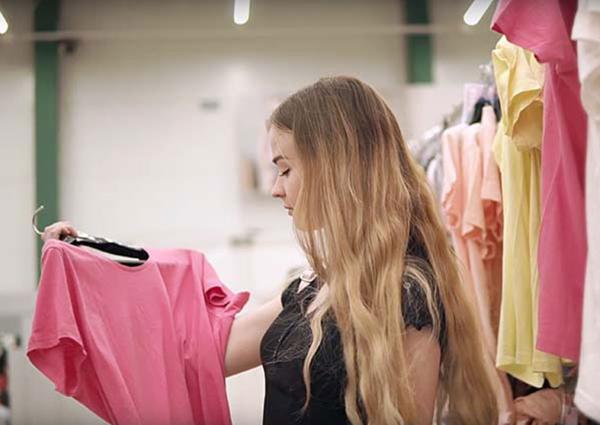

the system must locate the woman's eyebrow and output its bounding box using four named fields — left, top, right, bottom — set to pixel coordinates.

left=272, top=155, right=284, bottom=165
